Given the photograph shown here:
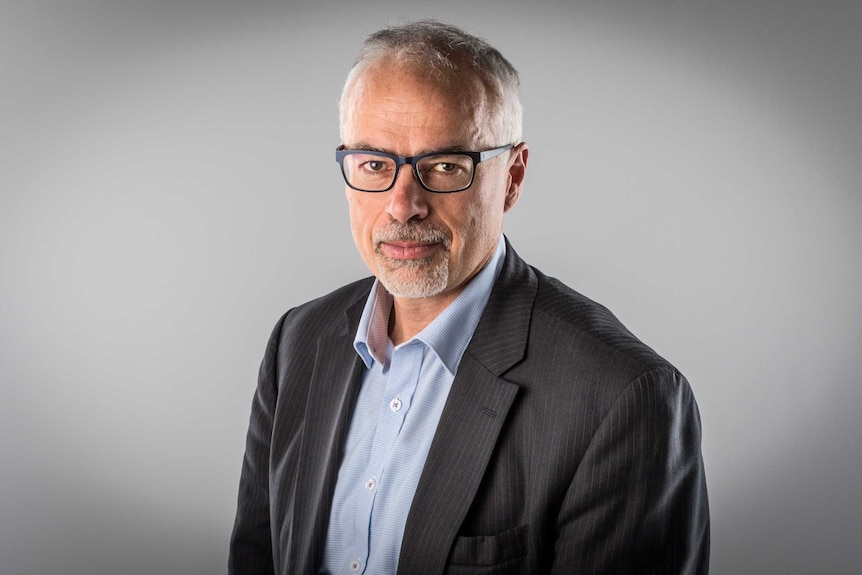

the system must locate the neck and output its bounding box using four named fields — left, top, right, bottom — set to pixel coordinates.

left=387, top=290, right=460, bottom=346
